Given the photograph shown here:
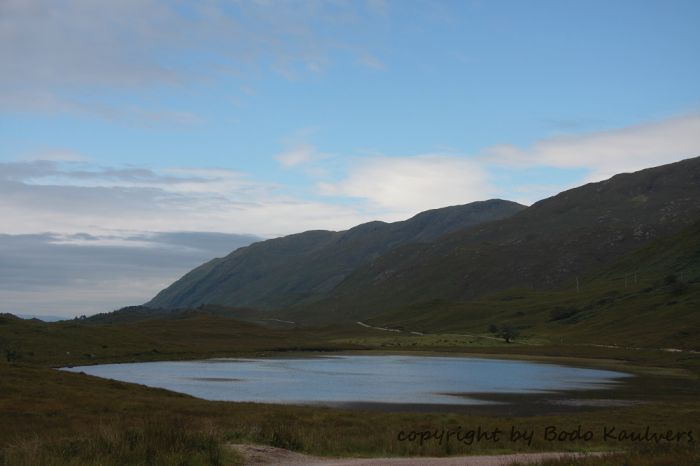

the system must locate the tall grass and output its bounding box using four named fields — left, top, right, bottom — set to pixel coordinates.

left=0, top=418, right=238, bottom=466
